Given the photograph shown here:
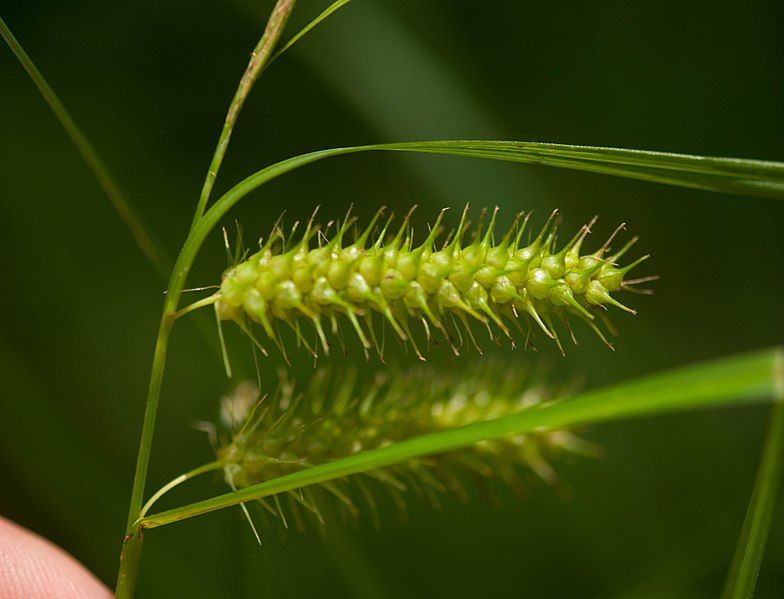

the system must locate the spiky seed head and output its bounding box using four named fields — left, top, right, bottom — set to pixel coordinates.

left=215, top=363, right=593, bottom=530
left=212, top=206, right=653, bottom=359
